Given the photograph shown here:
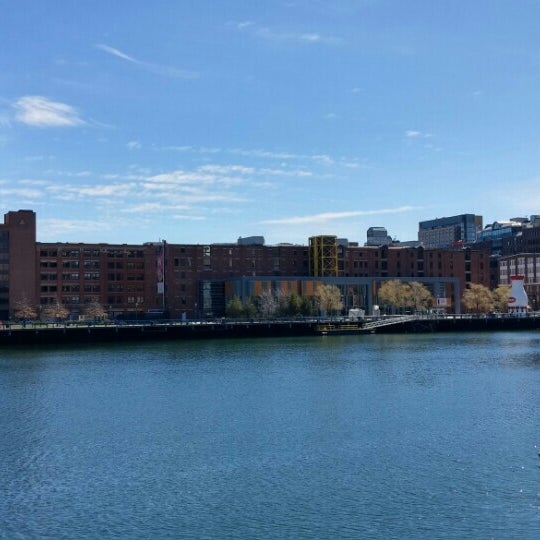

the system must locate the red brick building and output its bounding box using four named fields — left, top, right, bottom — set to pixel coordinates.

left=0, top=210, right=492, bottom=319
left=0, top=210, right=37, bottom=319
